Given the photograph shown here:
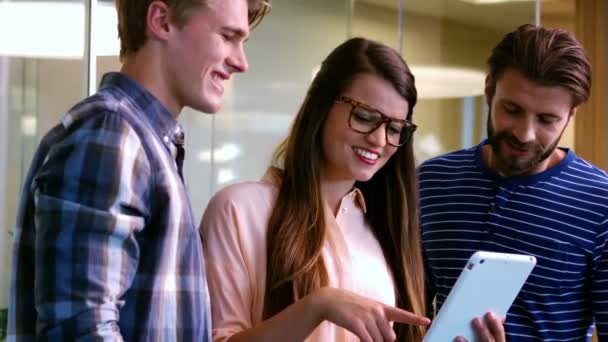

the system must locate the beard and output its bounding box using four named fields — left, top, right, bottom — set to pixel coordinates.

left=486, top=109, right=565, bottom=177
